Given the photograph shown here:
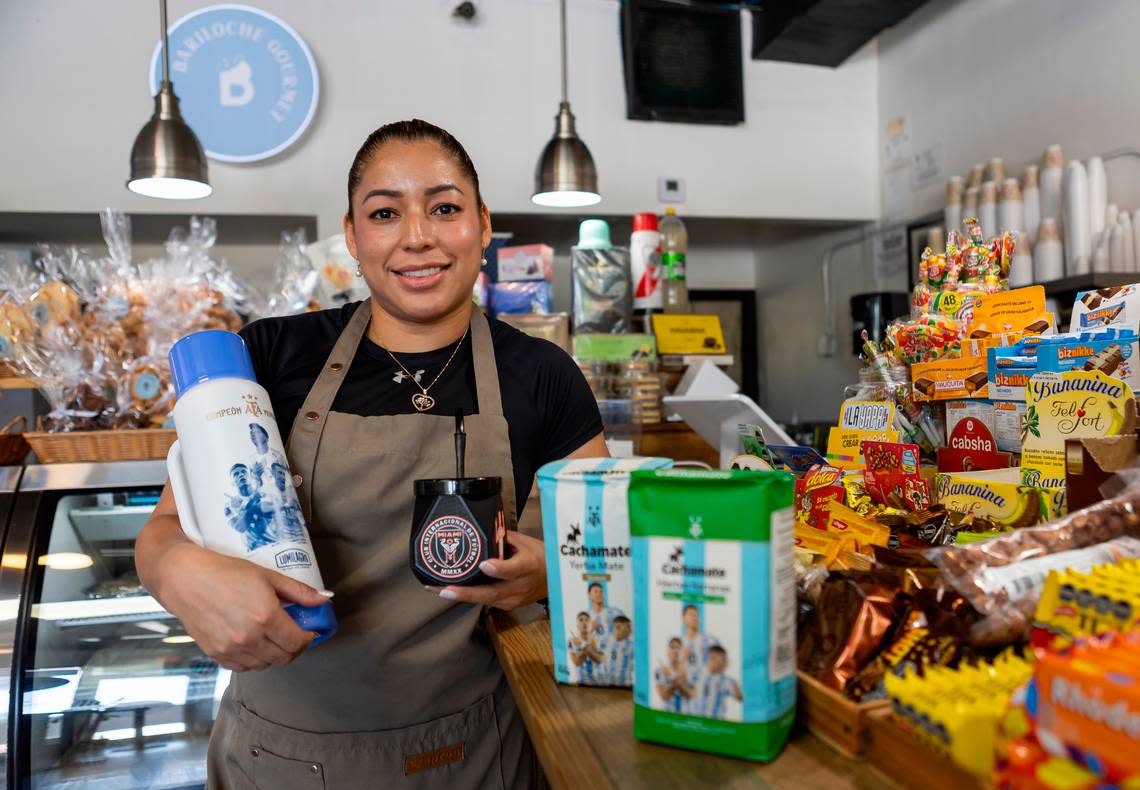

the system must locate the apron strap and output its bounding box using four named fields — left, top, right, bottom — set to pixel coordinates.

left=468, top=310, right=517, bottom=527
left=286, top=300, right=372, bottom=522
left=469, top=310, right=503, bottom=417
